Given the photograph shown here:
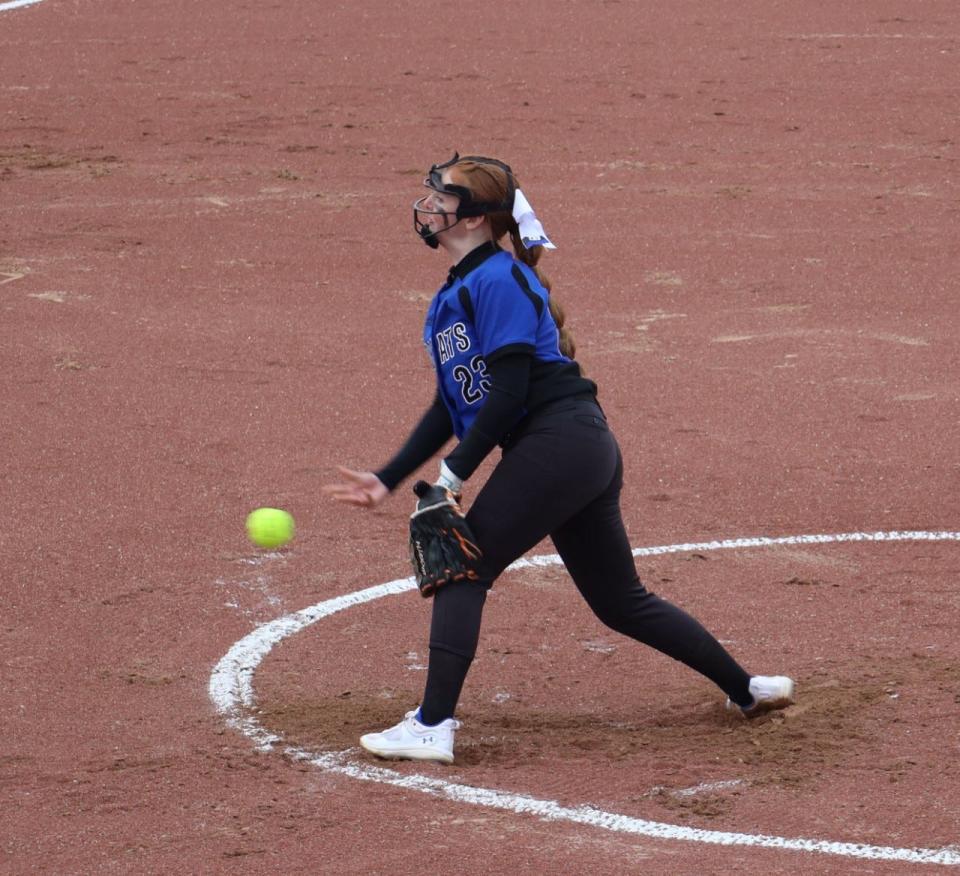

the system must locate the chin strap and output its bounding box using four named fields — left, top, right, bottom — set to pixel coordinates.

left=512, top=189, right=555, bottom=250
